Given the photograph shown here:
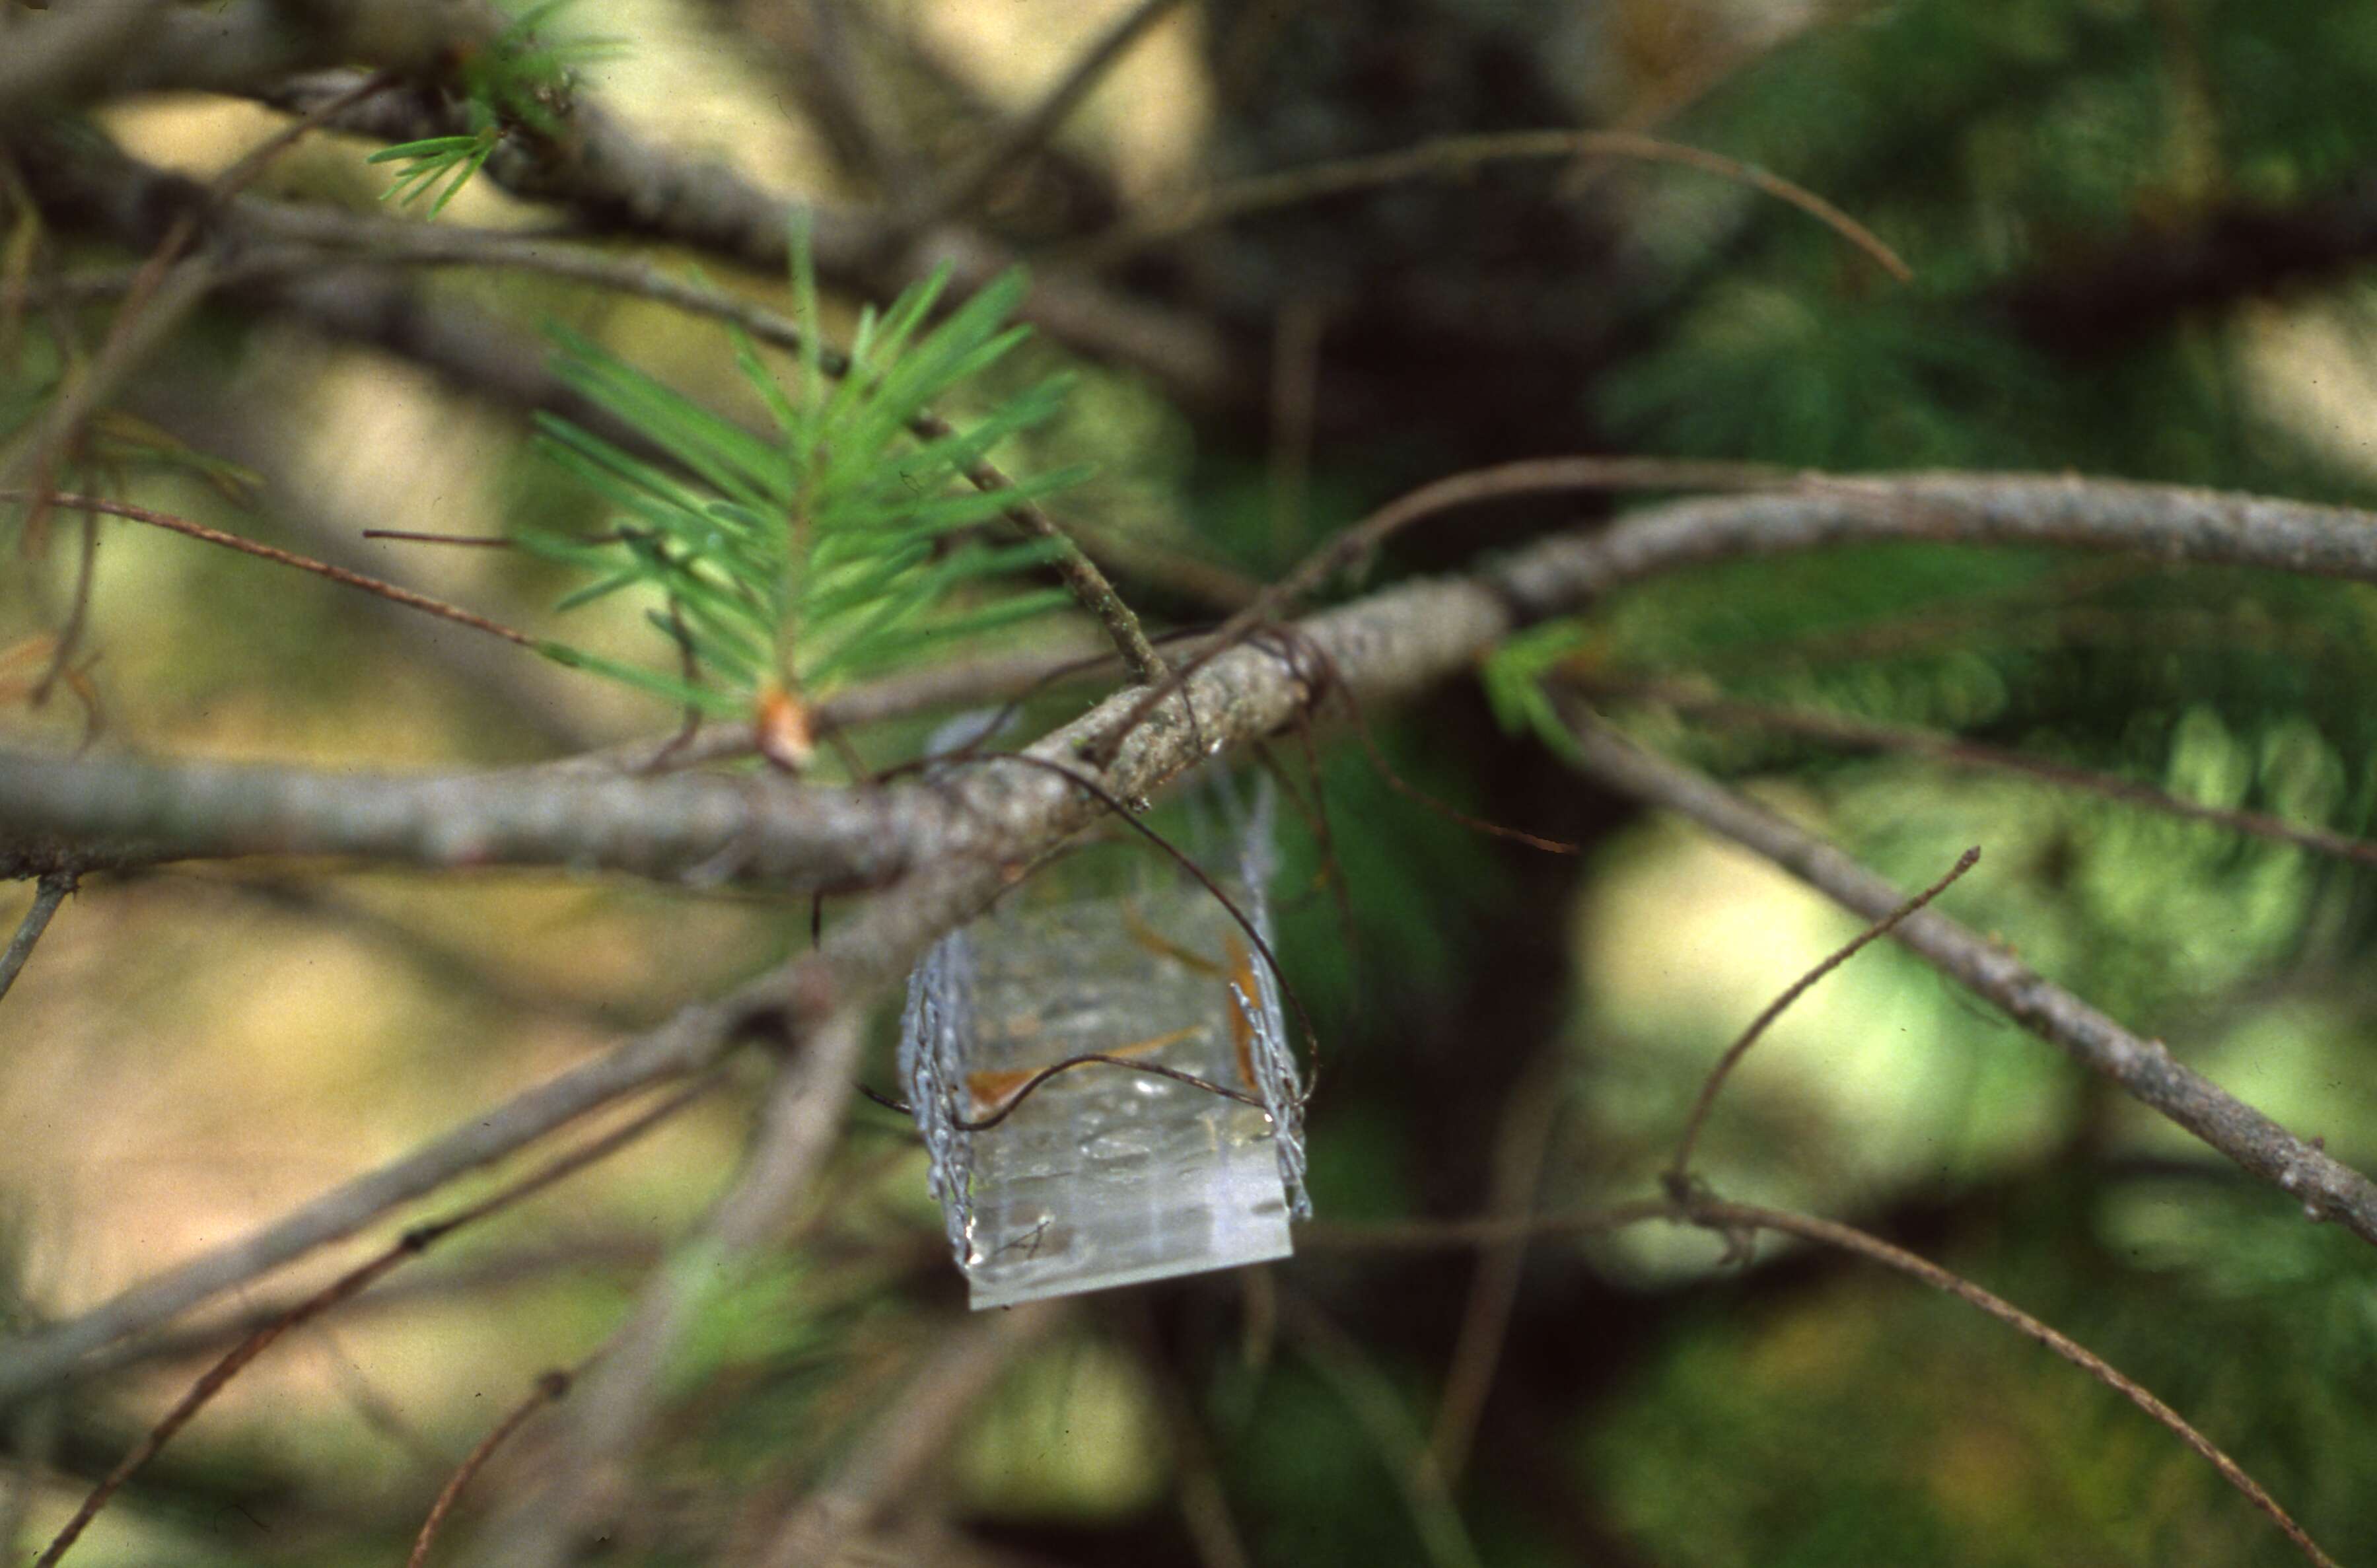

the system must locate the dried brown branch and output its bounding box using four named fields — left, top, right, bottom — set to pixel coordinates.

left=1665, top=845, right=1981, bottom=1193
left=1547, top=706, right=2377, bottom=1244
left=404, top=1368, right=575, bottom=1568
